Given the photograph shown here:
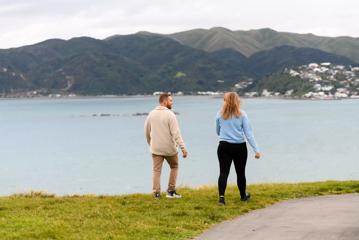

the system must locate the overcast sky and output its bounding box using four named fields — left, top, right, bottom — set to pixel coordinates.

left=0, top=0, right=358, bottom=49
